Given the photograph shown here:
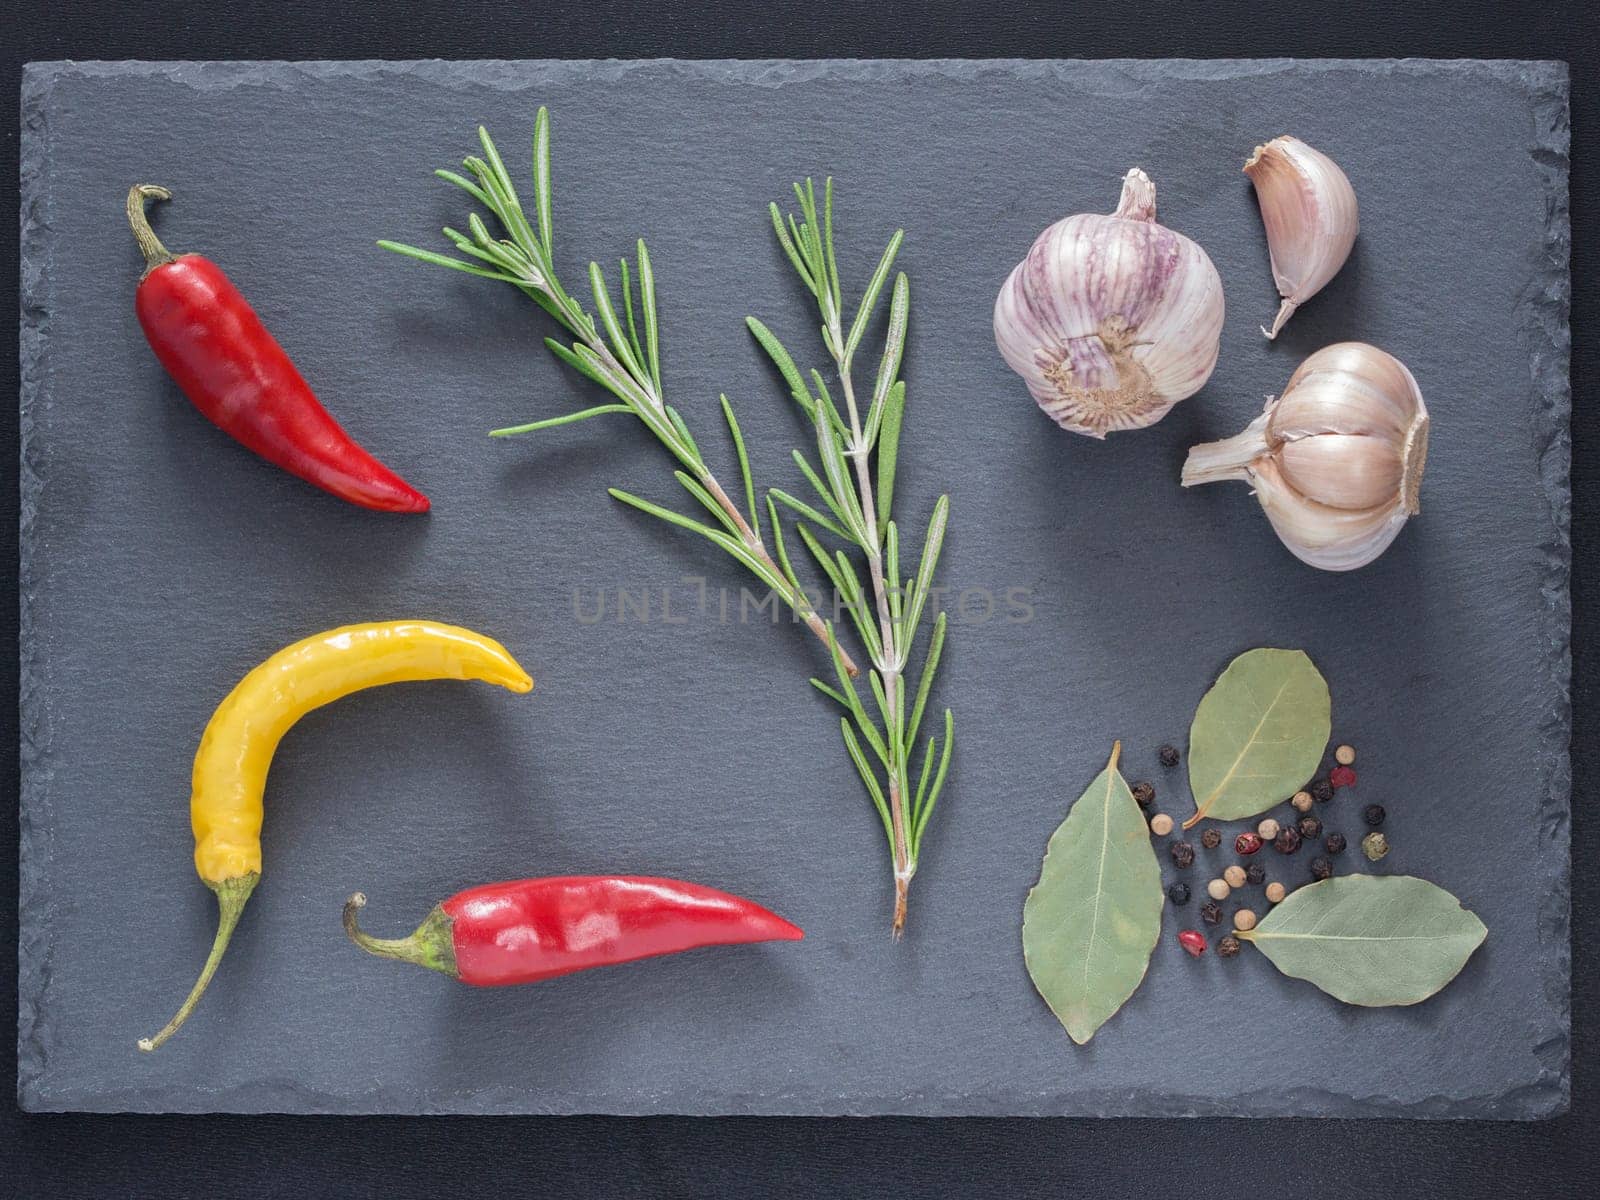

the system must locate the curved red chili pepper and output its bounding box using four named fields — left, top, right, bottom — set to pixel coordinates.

left=343, top=876, right=803, bottom=985
left=127, top=185, right=429, bottom=513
